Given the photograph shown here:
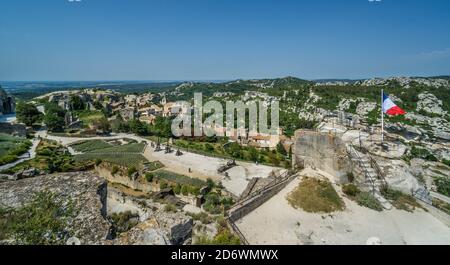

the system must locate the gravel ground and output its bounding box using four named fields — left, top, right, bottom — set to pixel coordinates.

left=235, top=169, right=450, bottom=245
